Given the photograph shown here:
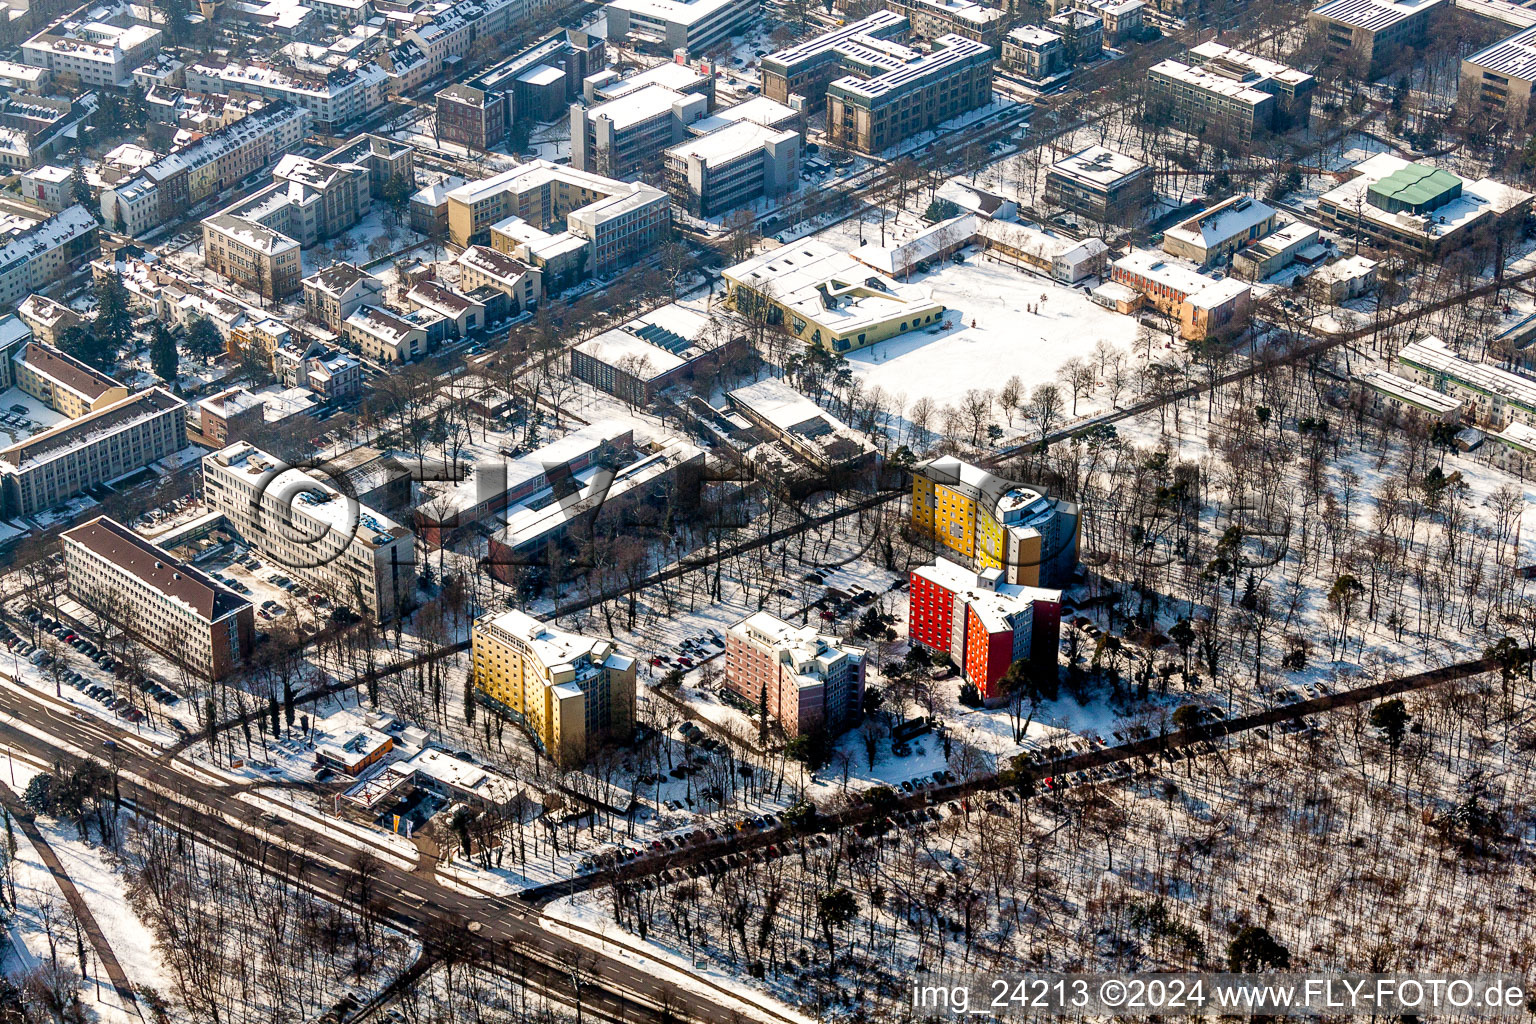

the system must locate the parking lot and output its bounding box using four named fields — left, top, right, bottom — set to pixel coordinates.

left=3, top=607, right=183, bottom=730
left=206, top=550, right=329, bottom=637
